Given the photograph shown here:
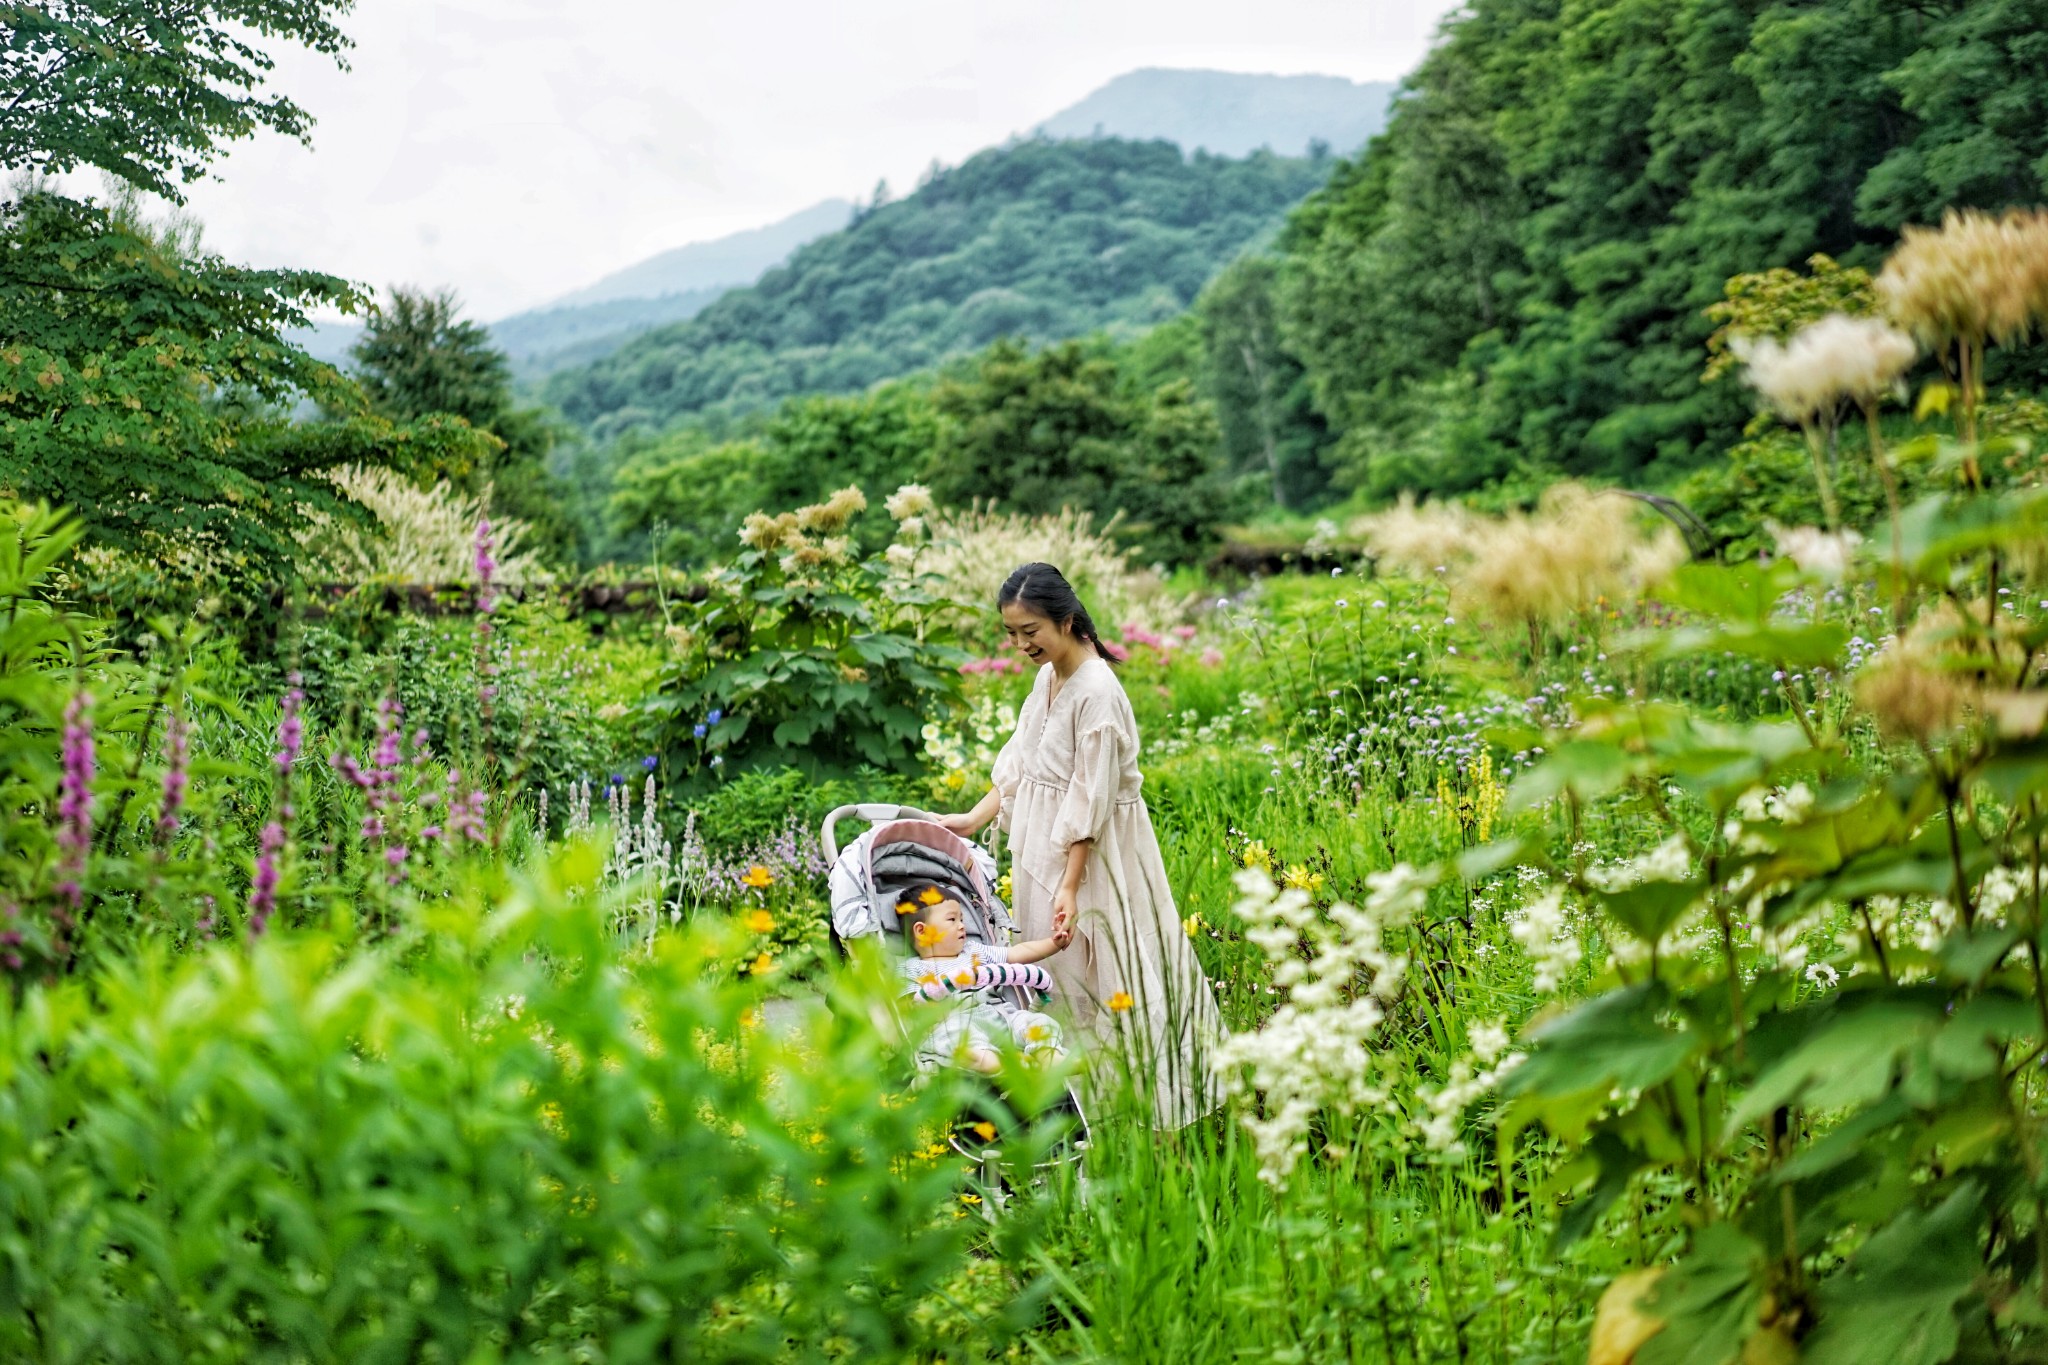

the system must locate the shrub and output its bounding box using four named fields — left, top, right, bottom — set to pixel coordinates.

left=0, top=866, right=1001, bottom=1361
left=294, top=463, right=554, bottom=584
left=649, top=487, right=966, bottom=785
left=920, top=502, right=1188, bottom=653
